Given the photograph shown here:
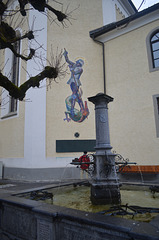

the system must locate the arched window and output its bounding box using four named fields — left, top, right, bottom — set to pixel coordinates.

left=150, top=31, right=159, bottom=69
left=146, top=28, right=159, bottom=72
